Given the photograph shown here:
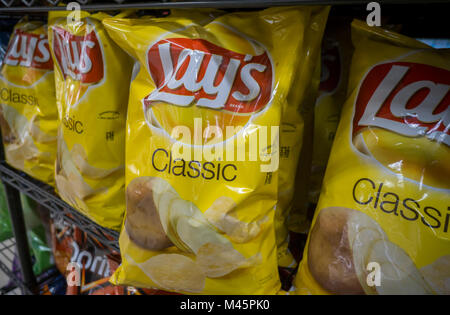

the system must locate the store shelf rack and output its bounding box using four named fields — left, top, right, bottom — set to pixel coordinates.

left=0, top=238, right=32, bottom=295
left=0, top=0, right=449, bottom=13
left=0, top=0, right=447, bottom=295
left=0, top=163, right=120, bottom=252
left=1, top=238, right=68, bottom=295
left=0, top=161, right=119, bottom=294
